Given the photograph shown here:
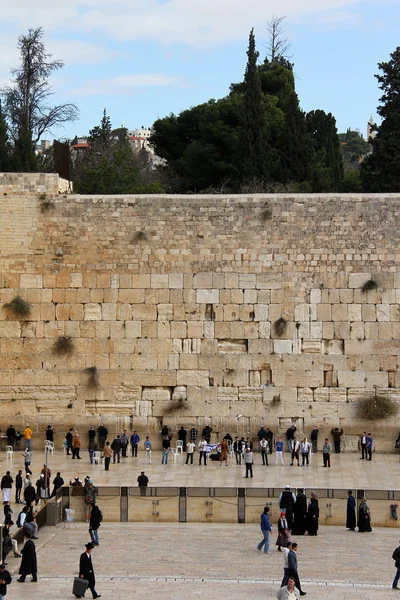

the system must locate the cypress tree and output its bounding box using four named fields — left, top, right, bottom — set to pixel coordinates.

left=0, top=101, right=11, bottom=172
left=239, top=29, right=269, bottom=184
left=362, top=47, right=400, bottom=191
